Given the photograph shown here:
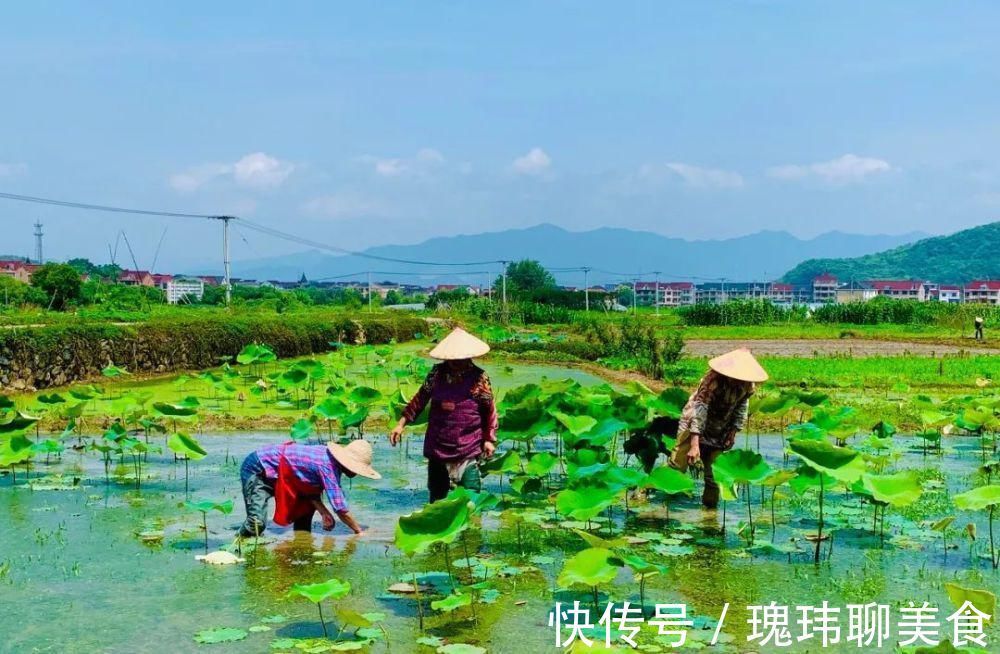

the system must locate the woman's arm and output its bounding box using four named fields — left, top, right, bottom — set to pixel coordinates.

left=336, top=510, right=363, bottom=534
left=312, top=498, right=336, bottom=531
left=474, top=372, right=498, bottom=457
left=390, top=368, right=436, bottom=446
